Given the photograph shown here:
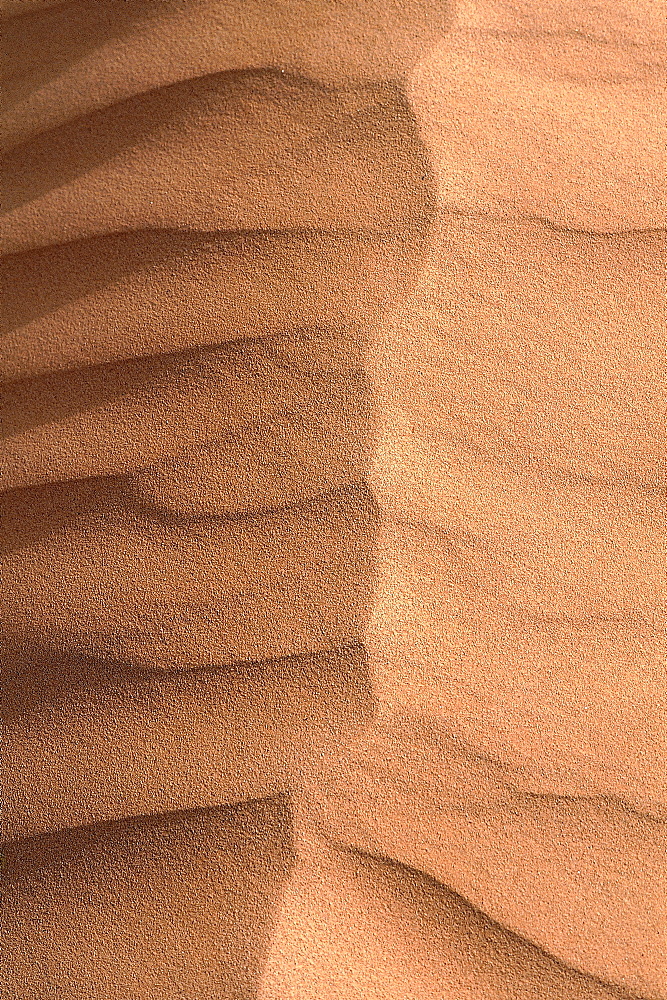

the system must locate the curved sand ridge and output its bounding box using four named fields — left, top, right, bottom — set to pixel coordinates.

left=2, top=3, right=666, bottom=999
left=4, top=796, right=638, bottom=1000
left=1, top=71, right=433, bottom=254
